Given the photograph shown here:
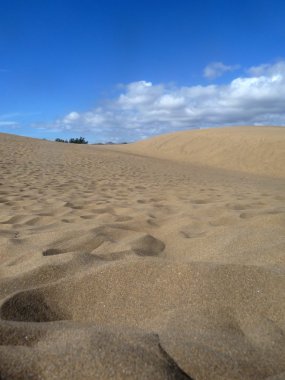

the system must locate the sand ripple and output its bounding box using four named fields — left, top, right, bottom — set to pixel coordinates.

left=0, top=129, right=285, bottom=379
